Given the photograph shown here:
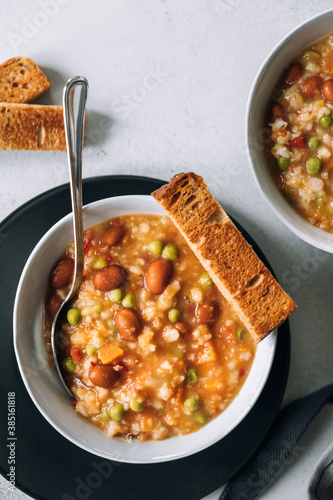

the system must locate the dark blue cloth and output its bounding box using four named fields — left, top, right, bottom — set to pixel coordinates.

left=220, top=384, right=333, bottom=500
